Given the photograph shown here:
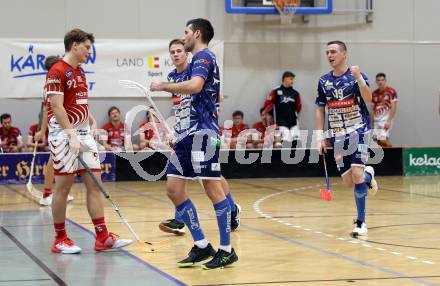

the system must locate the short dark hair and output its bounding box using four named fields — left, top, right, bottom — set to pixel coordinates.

left=169, top=39, right=185, bottom=51
left=186, top=18, right=214, bottom=44
left=327, top=40, right=347, bottom=52
left=376, top=72, right=386, bottom=79
left=1, top=113, right=11, bottom=123
left=108, top=106, right=120, bottom=116
left=282, top=71, right=295, bottom=81
left=44, top=55, right=60, bottom=70
left=232, top=110, right=244, bottom=118
left=64, top=28, right=95, bottom=52
left=260, top=107, right=265, bottom=115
